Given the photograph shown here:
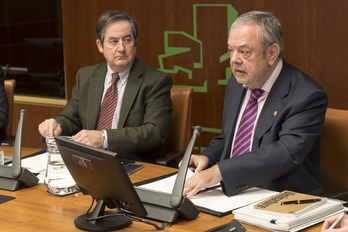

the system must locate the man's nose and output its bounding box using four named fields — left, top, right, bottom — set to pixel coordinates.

left=230, top=52, right=241, bottom=64
left=117, top=41, right=126, bottom=51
